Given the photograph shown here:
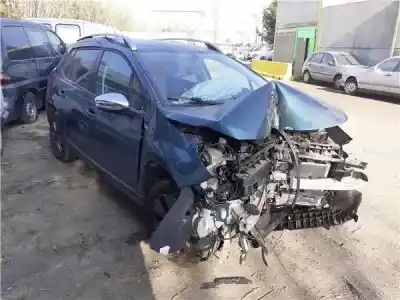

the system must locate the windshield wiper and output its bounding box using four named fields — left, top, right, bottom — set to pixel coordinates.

left=167, top=96, right=224, bottom=106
